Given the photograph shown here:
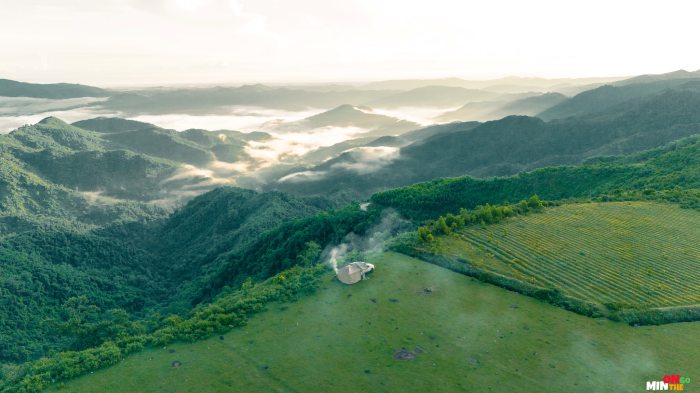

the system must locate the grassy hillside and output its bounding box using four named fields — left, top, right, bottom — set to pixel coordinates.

left=48, top=252, right=700, bottom=392
left=436, top=202, right=700, bottom=308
